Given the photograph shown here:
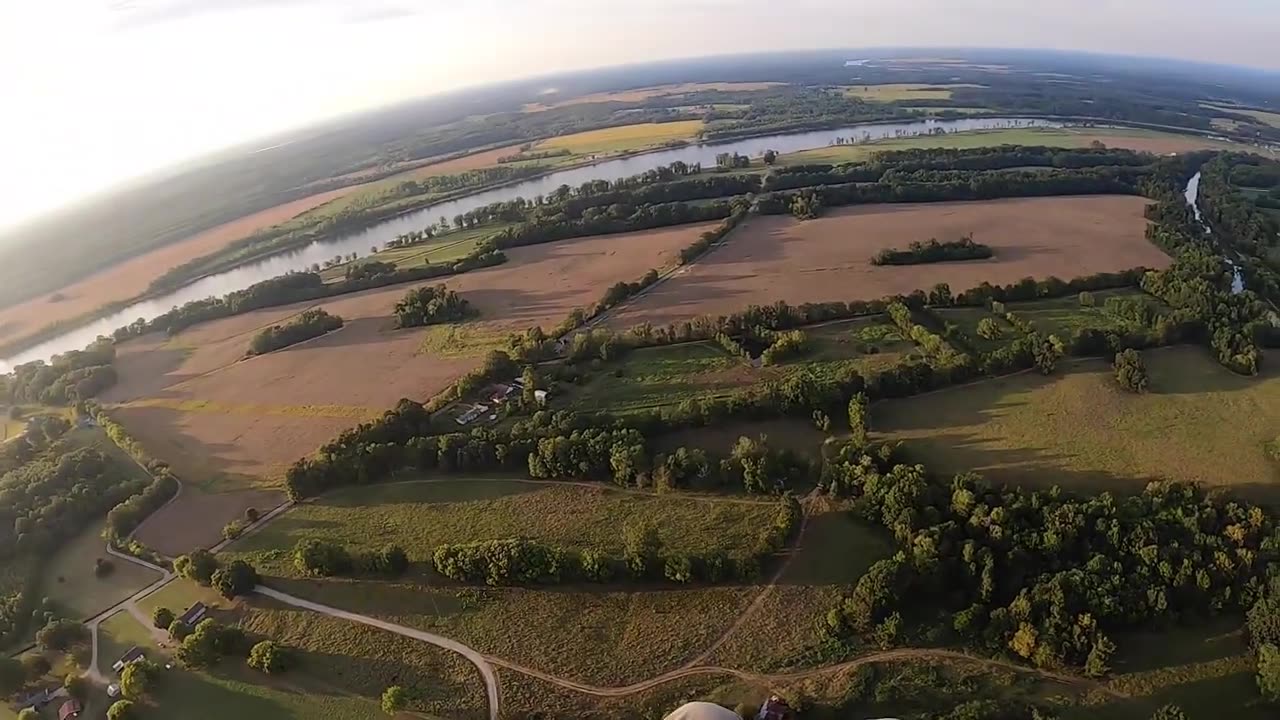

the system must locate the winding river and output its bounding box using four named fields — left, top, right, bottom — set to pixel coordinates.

left=1184, top=171, right=1244, bottom=294
left=5, top=116, right=1061, bottom=368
